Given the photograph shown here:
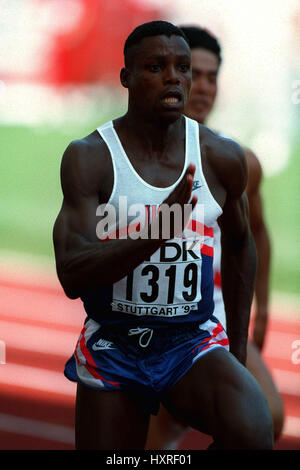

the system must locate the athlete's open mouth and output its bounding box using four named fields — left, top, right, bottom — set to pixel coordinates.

left=191, top=98, right=210, bottom=109
left=160, top=88, right=183, bottom=106
left=163, top=96, right=179, bottom=104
